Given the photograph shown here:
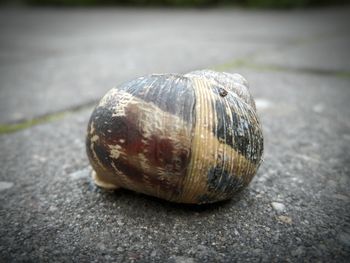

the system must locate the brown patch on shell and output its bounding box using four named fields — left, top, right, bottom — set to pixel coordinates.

left=86, top=91, right=193, bottom=201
